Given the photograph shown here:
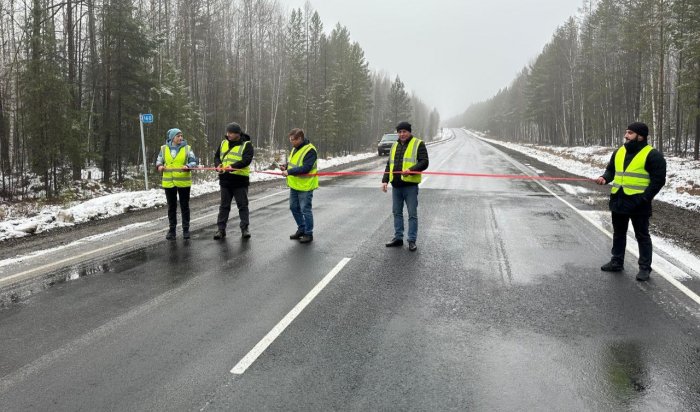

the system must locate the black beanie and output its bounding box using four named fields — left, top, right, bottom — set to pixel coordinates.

left=627, top=122, right=648, bottom=138
left=396, top=121, right=412, bottom=132
left=226, top=122, right=243, bottom=134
